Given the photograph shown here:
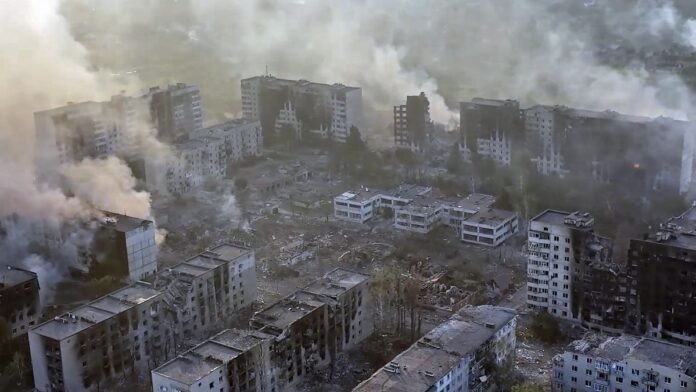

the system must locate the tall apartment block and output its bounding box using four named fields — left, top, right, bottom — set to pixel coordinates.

left=394, top=92, right=433, bottom=153
left=353, top=305, right=517, bottom=392
left=250, top=268, right=370, bottom=390
left=91, top=212, right=158, bottom=281
left=626, top=205, right=696, bottom=347
left=524, top=105, right=694, bottom=194
left=527, top=210, right=614, bottom=322
left=144, top=134, right=227, bottom=196
left=552, top=334, right=696, bottom=392
left=460, top=98, right=524, bottom=166
left=194, top=119, right=263, bottom=163
left=0, top=266, right=41, bottom=338
left=241, top=75, right=363, bottom=143
left=29, top=243, right=256, bottom=392
left=147, top=83, right=204, bottom=142
left=151, top=329, right=275, bottom=392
